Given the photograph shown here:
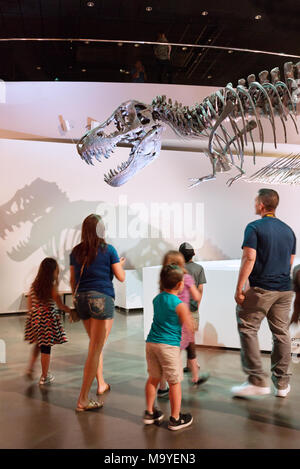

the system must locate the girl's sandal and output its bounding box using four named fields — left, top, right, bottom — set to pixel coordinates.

left=76, top=399, right=104, bottom=412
